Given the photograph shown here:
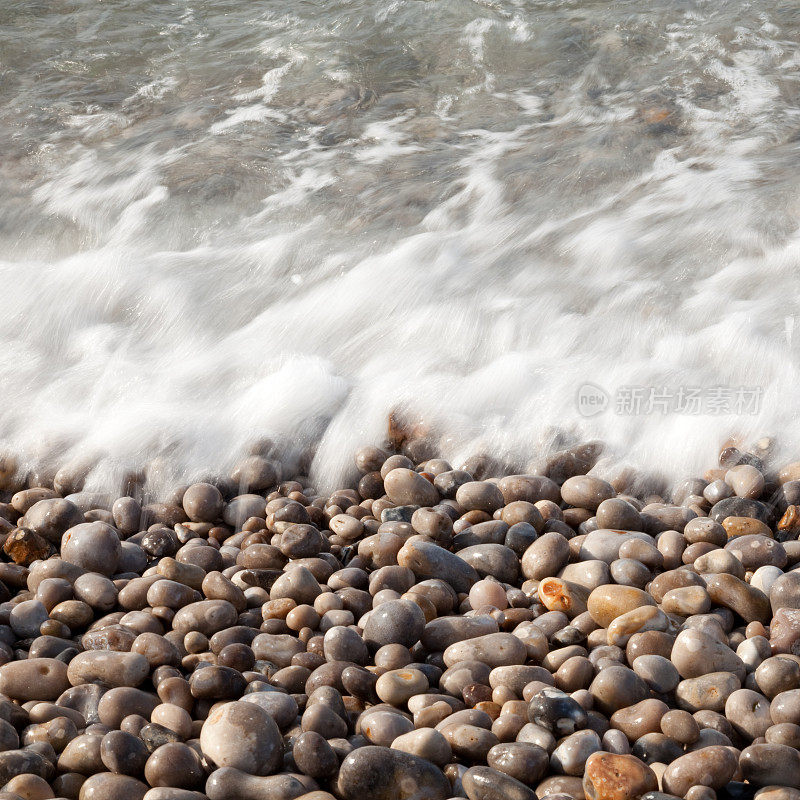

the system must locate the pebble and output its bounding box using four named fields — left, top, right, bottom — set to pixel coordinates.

left=443, top=633, right=527, bottom=668
left=661, top=747, right=738, bottom=796
left=711, top=496, right=770, bottom=525
left=144, top=742, right=204, bottom=789
left=462, top=765, right=537, bottom=800
left=440, top=722, right=499, bottom=762
left=456, top=482, right=506, bottom=514
left=487, top=741, right=548, bottom=783
left=457, top=543, right=518, bottom=583
left=383, top=469, right=439, bottom=508
left=561, top=477, right=615, bottom=511
left=336, top=746, right=451, bottom=799
left=528, top=688, right=588, bottom=735
left=100, top=730, right=150, bottom=776
left=661, top=709, right=700, bottom=744
left=670, top=628, right=746, bottom=681
left=22, top=498, right=84, bottom=543
left=587, top=585, right=655, bottom=628
left=632, top=655, right=680, bottom=693
left=199, top=701, right=283, bottom=775
left=362, top=706, right=414, bottom=747
left=755, top=788, right=800, bottom=800
left=726, top=464, right=766, bottom=499
left=755, top=656, right=800, bottom=698
left=726, top=534, right=787, bottom=570
left=79, top=773, right=149, bottom=799
left=67, top=651, right=150, bottom=688
left=596, top=498, right=643, bottom=531
left=363, top=599, right=425, bottom=650
left=391, top=728, right=451, bottom=766
left=579, top=530, right=648, bottom=564
left=606, top=606, right=671, bottom=647
left=661, top=586, right=711, bottom=616
left=61, top=522, right=121, bottom=576
left=2, top=442, right=800, bottom=800
left=740, top=743, right=800, bottom=789
left=610, top=698, right=669, bottom=741
left=0, top=659, right=70, bottom=702
left=725, top=688, right=772, bottom=740
left=521, top=533, right=570, bottom=581
left=770, top=608, right=800, bottom=654
left=293, top=730, right=339, bottom=780
left=589, top=665, right=650, bottom=715
left=398, top=539, right=478, bottom=593
left=376, top=668, right=428, bottom=706
left=205, top=768, right=309, bottom=800
left=550, top=729, right=601, bottom=775
left=583, top=752, right=657, bottom=800
left=182, top=482, right=224, bottom=523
